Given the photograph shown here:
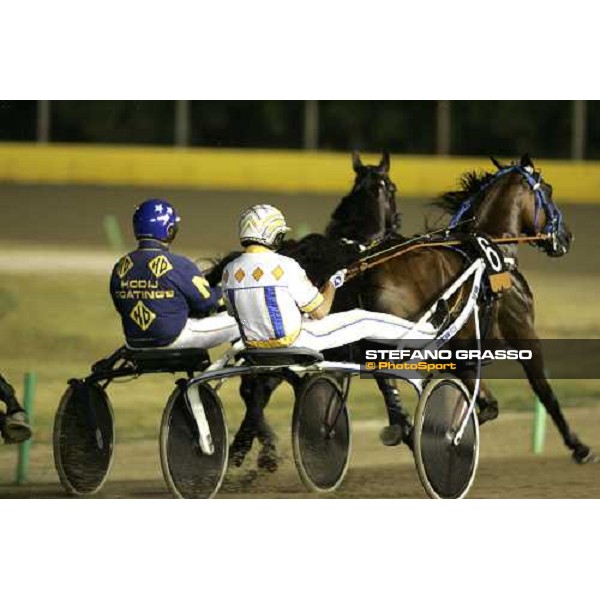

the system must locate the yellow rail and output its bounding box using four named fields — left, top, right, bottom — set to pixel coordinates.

left=0, top=143, right=599, bottom=202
